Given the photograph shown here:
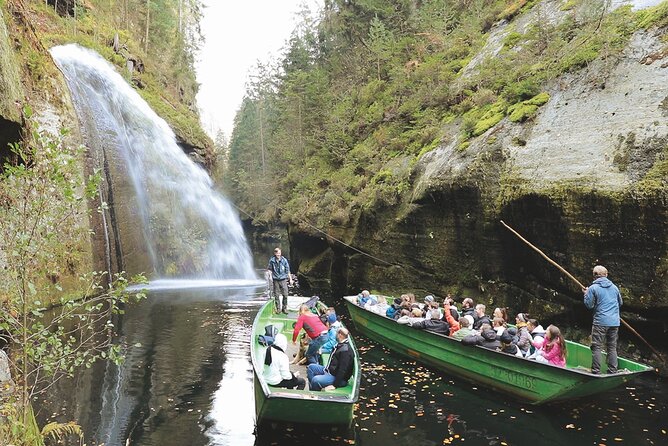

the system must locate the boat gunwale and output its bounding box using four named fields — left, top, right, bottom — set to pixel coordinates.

left=342, top=295, right=654, bottom=381
left=250, top=298, right=361, bottom=405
